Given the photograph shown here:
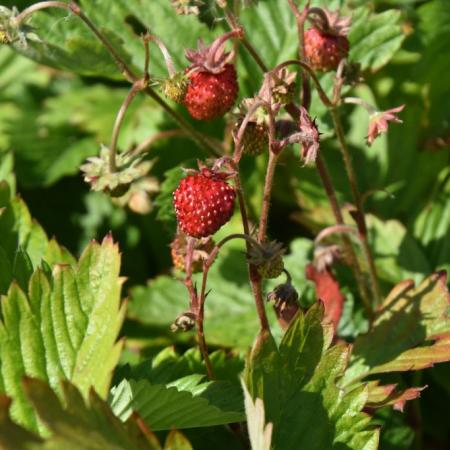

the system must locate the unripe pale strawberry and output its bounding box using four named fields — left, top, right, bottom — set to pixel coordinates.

left=173, top=168, right=236, bottom=238
left=247, top=240, right=285, bottom=279
left=235, top=120, right=269, bottom=156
